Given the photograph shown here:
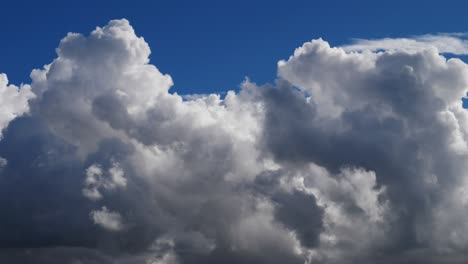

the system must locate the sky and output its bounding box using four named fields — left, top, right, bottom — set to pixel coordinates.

left=3, top=0, right=468, bottom=94
left=4, top=1, right=468, bottom=264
